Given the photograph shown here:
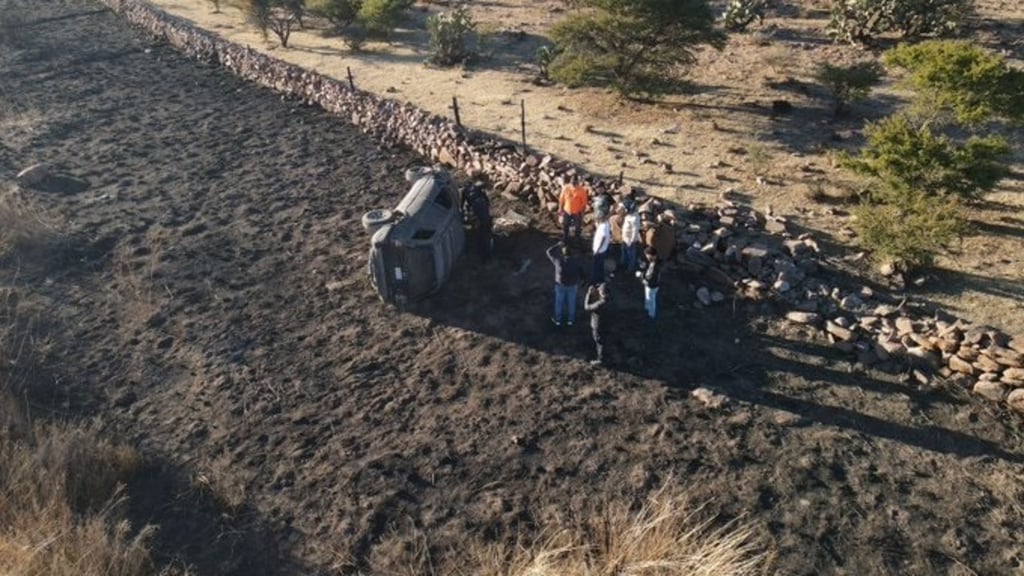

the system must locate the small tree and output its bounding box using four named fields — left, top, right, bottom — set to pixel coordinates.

left=852, top=187, right=967, bottom=270
left=427, top=6, right=478, bottom=66
left=244, top=0, right=304, bottom=47
left=885, top=40, right=1024, bottom=125
left=357, top=0, right=413, bottom=38
left=548, top=0, right=727, bottom=97
left=722, top=0, right=768, bottom=32
left=815, top=61, right=884, bottom=117
left=828, top=0, right=973, bottom=44
left=307, top=0, right=361, bottom=28
left=841, top=114, right=1009, bottom=201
